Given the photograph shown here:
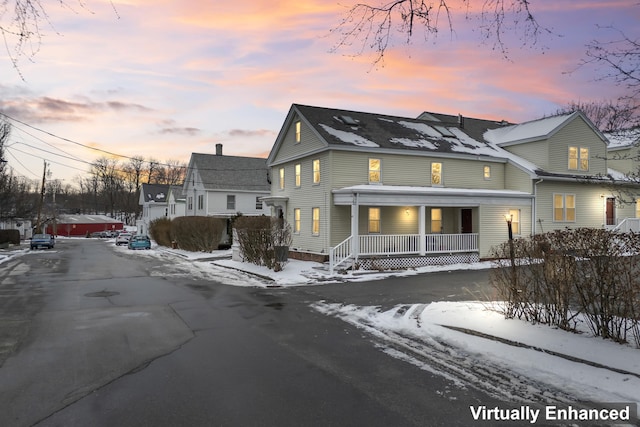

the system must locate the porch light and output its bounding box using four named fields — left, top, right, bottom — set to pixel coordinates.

left=405, top=208, right=410, bottom=216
